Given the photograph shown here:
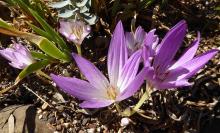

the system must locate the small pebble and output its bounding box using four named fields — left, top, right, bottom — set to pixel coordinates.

left=41, top=103, right=49, bottom=110
left=38, top=114, right=43, bottom=120
left=37, top=109, right=42, bottom=114
left=73, top=120, right=78, bottom=125
left=63, top=123, right=70, bottom=128
left=87, top=128, right=95, bottom=133
left=78, top=130, right=85, bottom=133
left=56, top=125, right=62, bottom=131
left=120, top=117, right=130, bottom=127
